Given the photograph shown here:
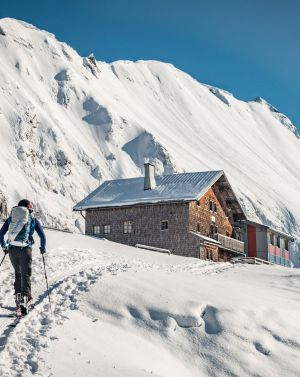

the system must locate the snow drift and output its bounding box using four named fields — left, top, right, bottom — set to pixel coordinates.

left=0, top=18, right=299, bottom=263
left=0, top=230, right=299, bottom=376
